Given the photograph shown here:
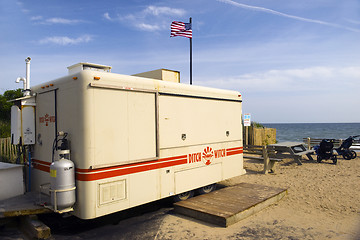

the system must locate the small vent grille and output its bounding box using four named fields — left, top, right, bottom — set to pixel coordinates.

left=98, top=180, right=126, bottom=205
